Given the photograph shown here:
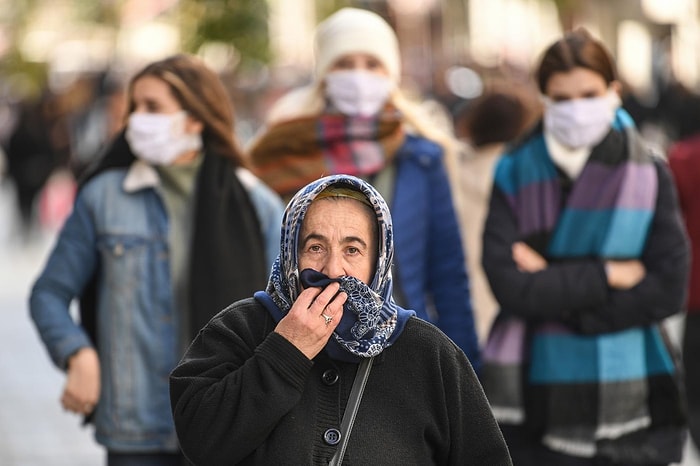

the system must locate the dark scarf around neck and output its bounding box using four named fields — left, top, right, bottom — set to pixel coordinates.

left=189, top=148, right=268, bottom=335
left=78, top=131, right=268, bottom=348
